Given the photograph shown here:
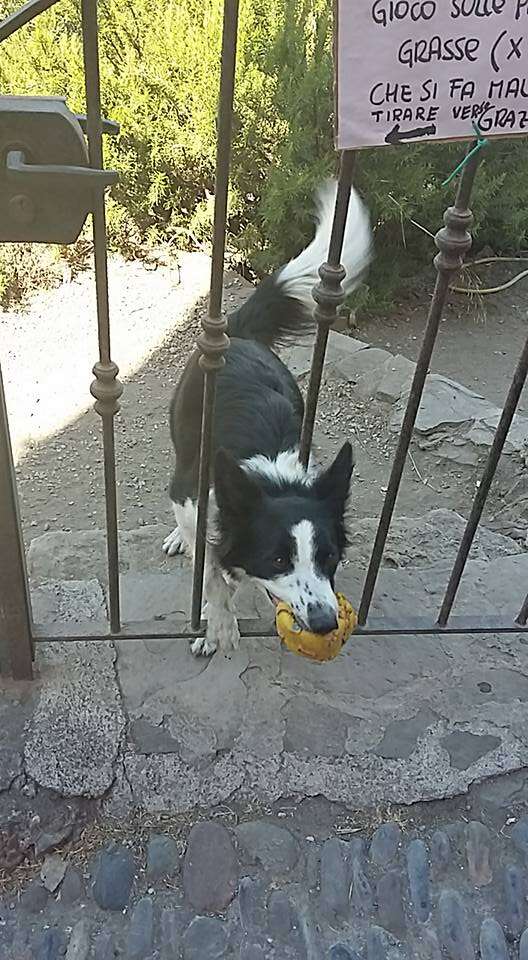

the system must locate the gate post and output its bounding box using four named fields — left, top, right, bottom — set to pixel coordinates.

left=190, top=0, right=239, bottom=630
left=0, top=365, right=33, bottom=680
